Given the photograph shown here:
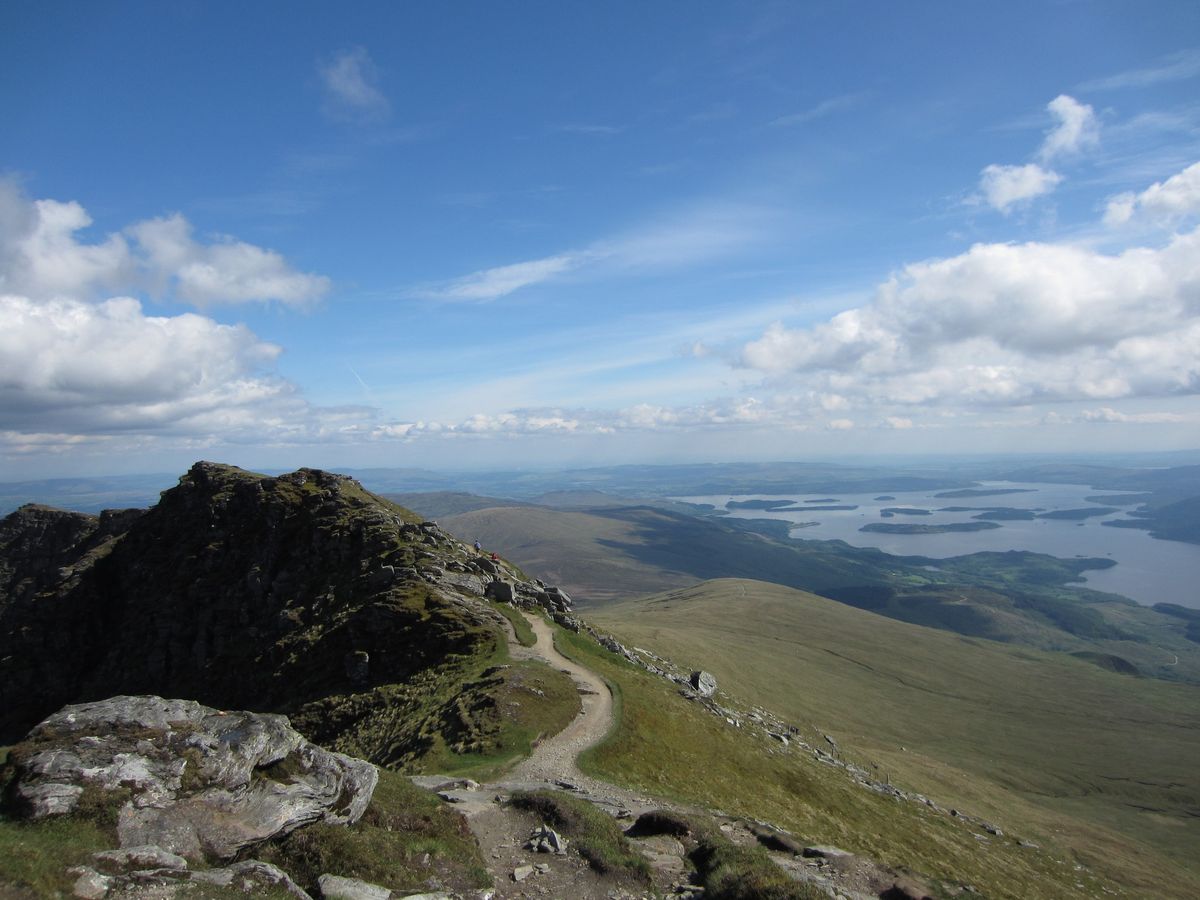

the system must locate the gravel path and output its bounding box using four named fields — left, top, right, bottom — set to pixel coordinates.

left=506, top=612, right=616, bottom=792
